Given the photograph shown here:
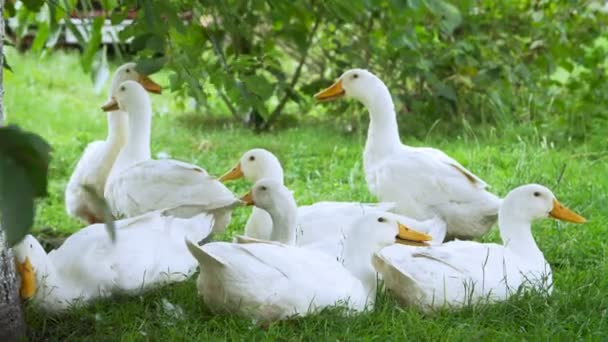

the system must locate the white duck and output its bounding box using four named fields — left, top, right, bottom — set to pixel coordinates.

left=219, top=148, right=446, bottom=249
left=185, top=179, right=431, bottom=322
left=101, top=81, right=238, bottom=232
left=12, top=209, right=217, bottom=313
left=315, top=69, right=502, bottom=240
left=373, top=184, right=586, bottom=312
left=65, top=63, right=161, bottom=224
